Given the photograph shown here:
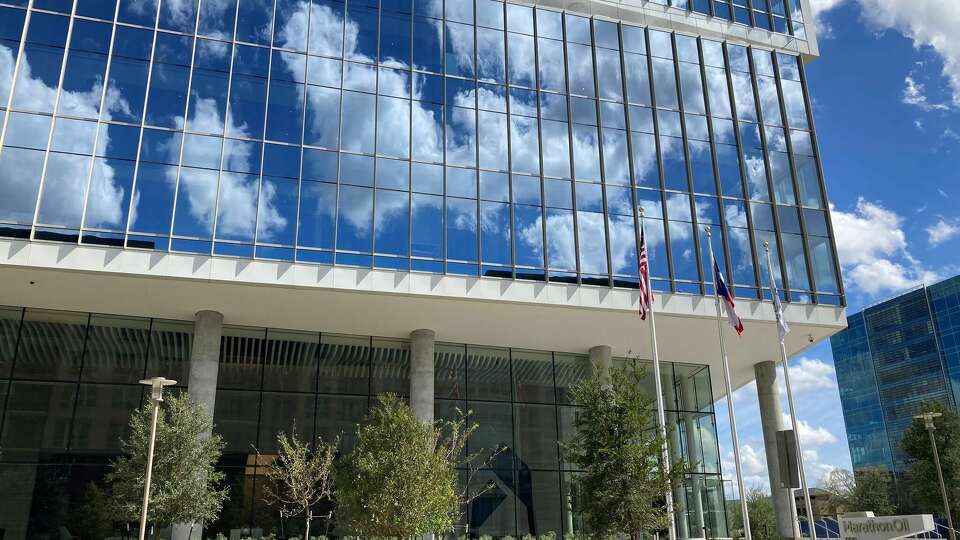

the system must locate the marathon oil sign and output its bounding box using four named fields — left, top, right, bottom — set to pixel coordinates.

left=839, top=514, right=935, bottom=540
